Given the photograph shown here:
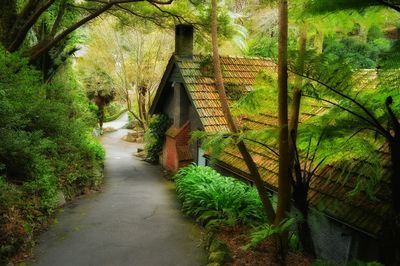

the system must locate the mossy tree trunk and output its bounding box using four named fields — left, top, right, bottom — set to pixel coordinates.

left=211, top=0, right=276, bottom=223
